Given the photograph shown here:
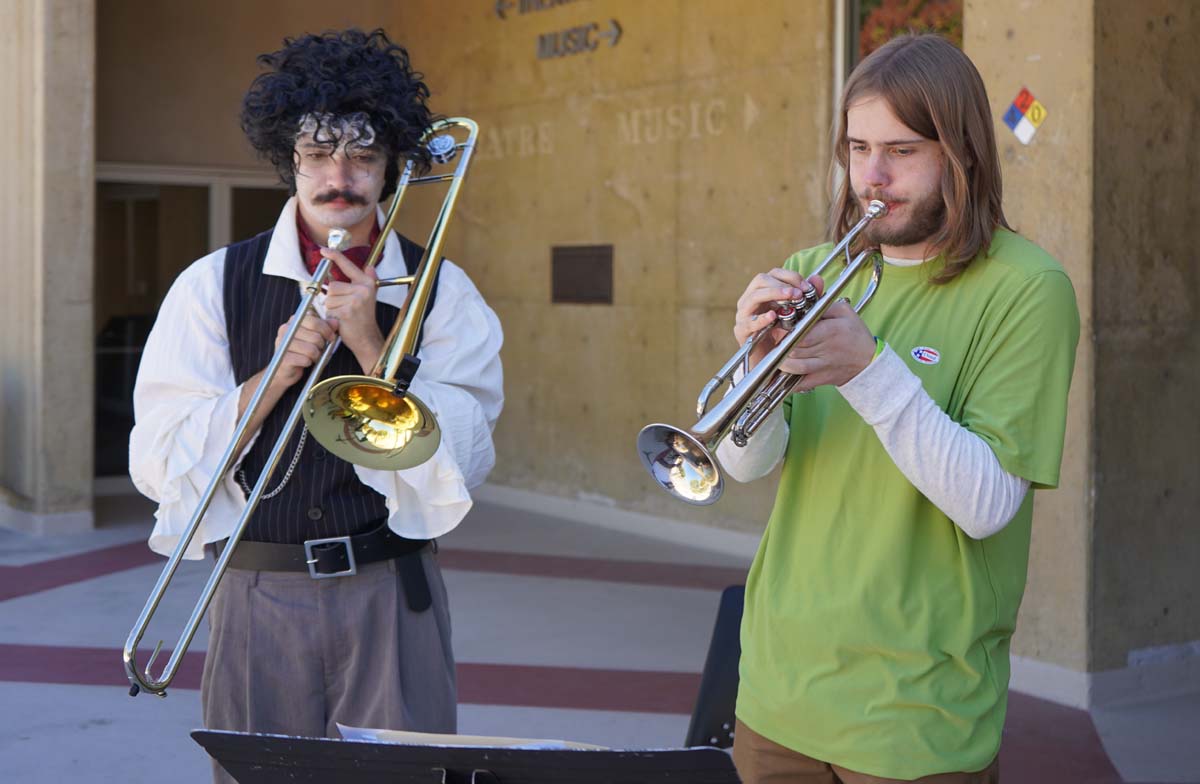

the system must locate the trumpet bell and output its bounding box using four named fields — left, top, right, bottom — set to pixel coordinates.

left=304, top=375, right=441, bottom=471
left=636, top=424, right=723, bottom=505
